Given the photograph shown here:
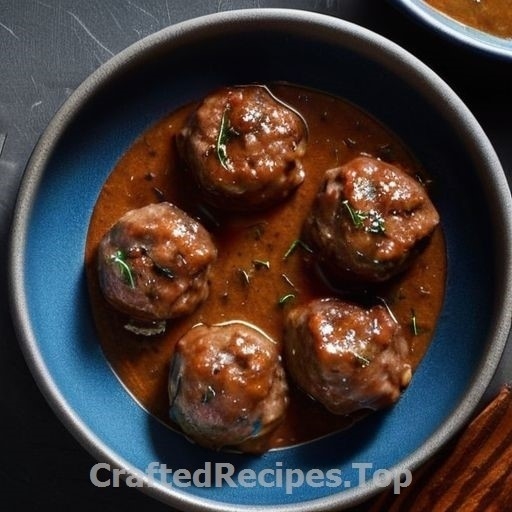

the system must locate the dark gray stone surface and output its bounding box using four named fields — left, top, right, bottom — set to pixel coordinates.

left=1, top=1, right=510, bottom=509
